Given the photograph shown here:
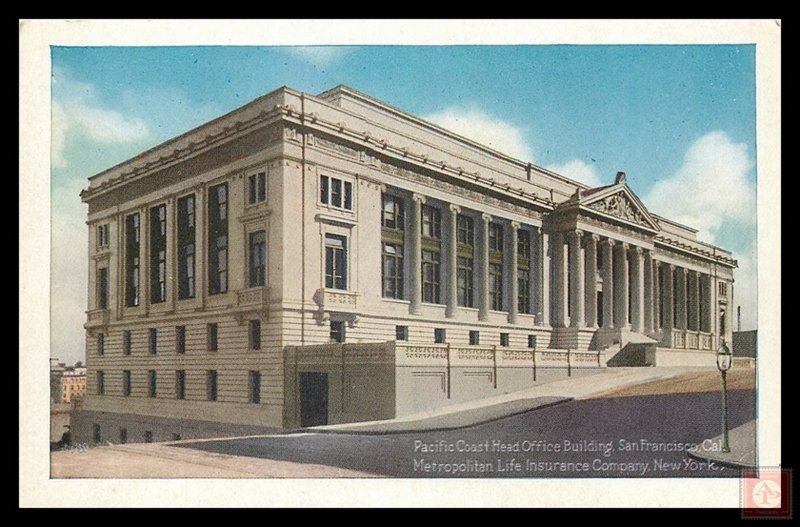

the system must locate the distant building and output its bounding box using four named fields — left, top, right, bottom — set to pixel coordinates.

left=733, top=330, right=757, bottom=359
left=50, top=360, right=87, bottom=404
